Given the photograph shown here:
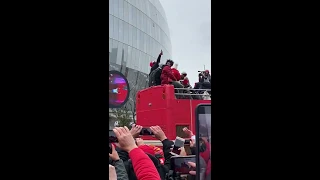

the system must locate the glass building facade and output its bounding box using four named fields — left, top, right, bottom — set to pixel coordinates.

left=109, top=0, right=172, bottom=119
